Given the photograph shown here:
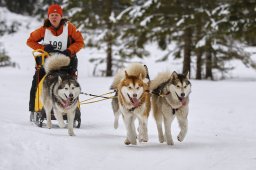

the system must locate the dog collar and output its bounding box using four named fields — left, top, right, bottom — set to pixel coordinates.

left=128, top=107, right=137, bottom=112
